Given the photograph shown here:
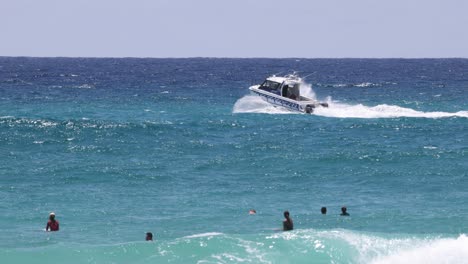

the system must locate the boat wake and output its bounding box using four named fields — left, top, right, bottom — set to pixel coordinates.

left=233, top=96, right=468, bottom=119
left=313, top=100, right=468, bottom=119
